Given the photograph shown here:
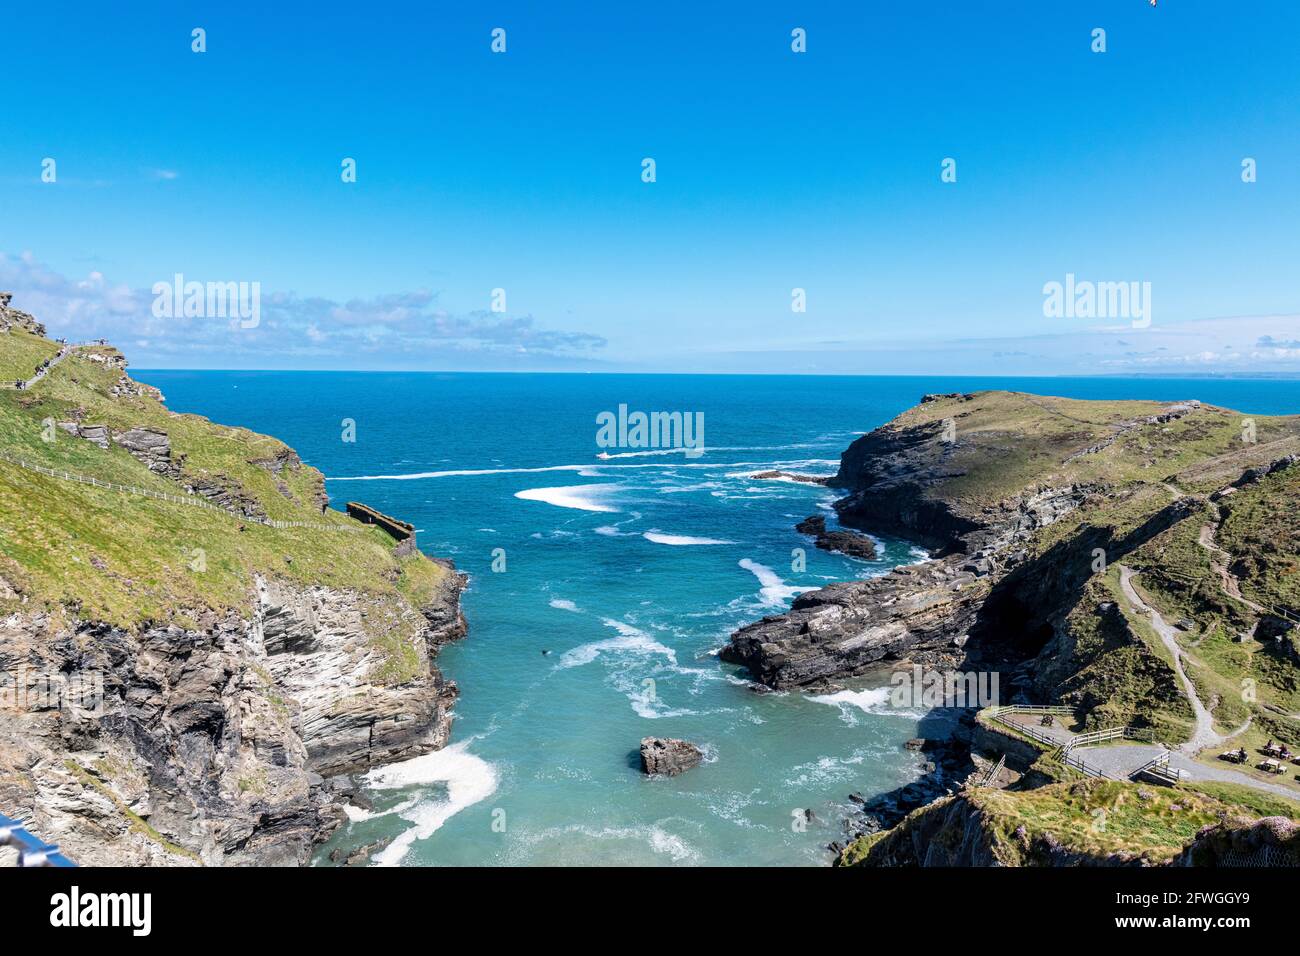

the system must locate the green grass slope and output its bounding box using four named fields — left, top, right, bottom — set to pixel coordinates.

left=897, top=391, right=1300, bottom=748
left=838, top=778, right=1300, bottom=867
left=874, top=390, right=1298, bottom=514
left=0, top=330, right=451, bottom=661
